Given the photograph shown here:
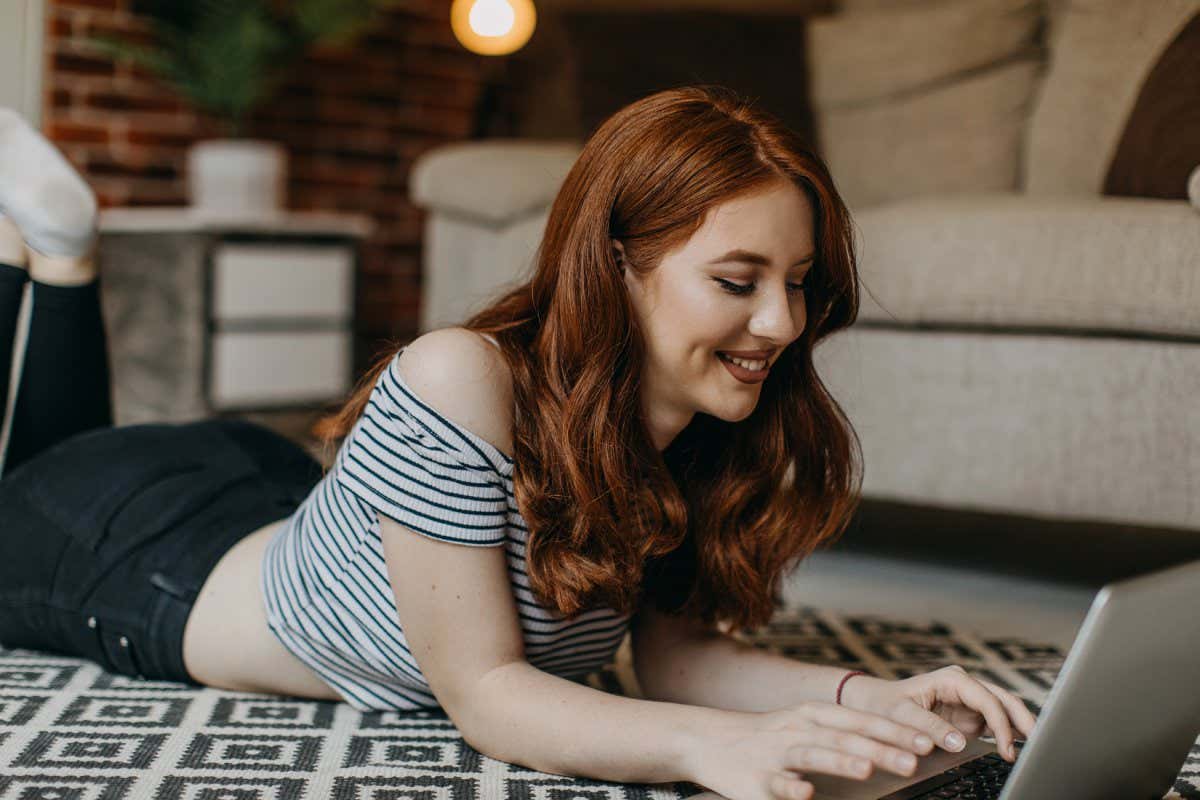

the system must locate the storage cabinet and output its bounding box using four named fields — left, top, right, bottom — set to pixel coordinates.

left=208, top=242, right=356, bottom=409
left=211, top=243, right=354, bottom=322
left=97, top=209, right=372, bottom=426
left=209, top=329, right=352, bottom=408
